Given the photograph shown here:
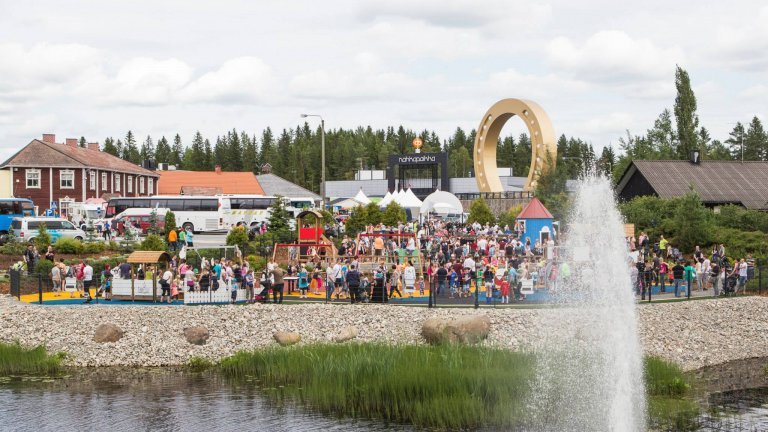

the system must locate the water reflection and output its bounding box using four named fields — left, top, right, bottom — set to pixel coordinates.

left=0, top=369, right=411, bottom=432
